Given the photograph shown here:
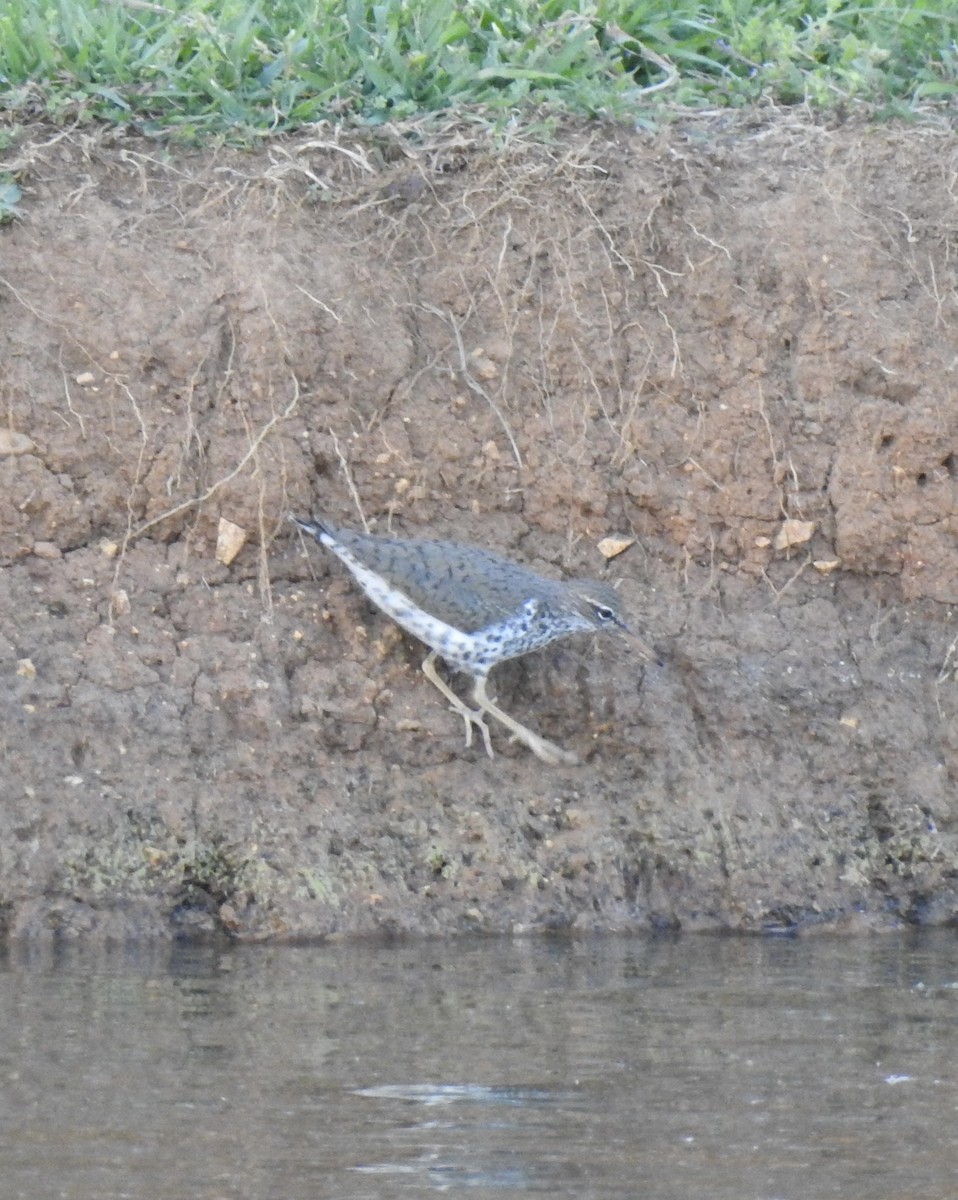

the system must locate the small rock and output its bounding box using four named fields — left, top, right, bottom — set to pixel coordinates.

left=216, top=518, right=247, bottom=565
left=111, top=589, right=131, bottom=617
left=597, top=535, right=635, bottom=560
left=472, top=355, right=498, bottom=380
left=16, top=658, right=36, bottom=678
left=32, top=541, right=62, bottom=560
left=75, top=372, right=96, bottom=385
left=0, top=429, right=34, bottom=456
left=773, top=519, right=815, bottom=550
